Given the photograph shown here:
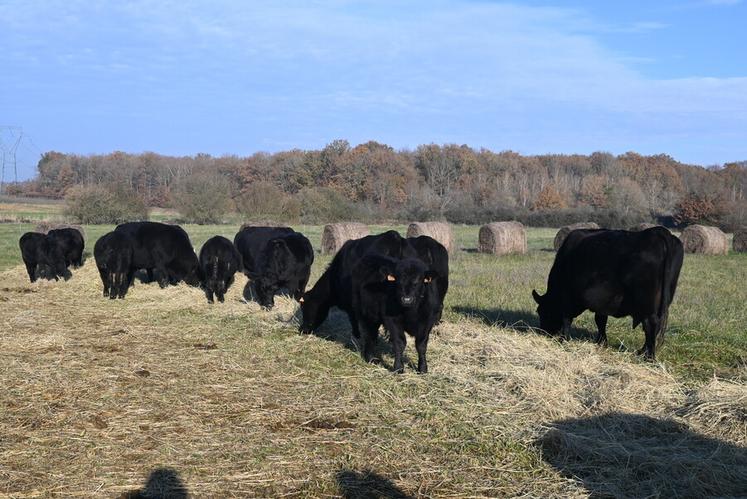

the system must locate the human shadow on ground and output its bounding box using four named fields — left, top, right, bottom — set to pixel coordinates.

left=336, top=469, right=414, bottom=499
left=538, top=412, right=747, bottom=498
left=118, top=467, right=189, bottom=498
